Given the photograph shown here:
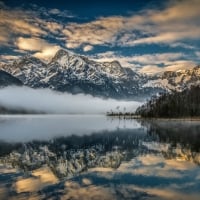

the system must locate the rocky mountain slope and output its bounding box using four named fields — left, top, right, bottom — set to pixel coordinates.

left=0, top=70, right=22, bottom=87
left=143, top=66, right=200, bottom=92
left=0, top=49, right=199, bottom=99
left=0, top=50, right=157, bottom=99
